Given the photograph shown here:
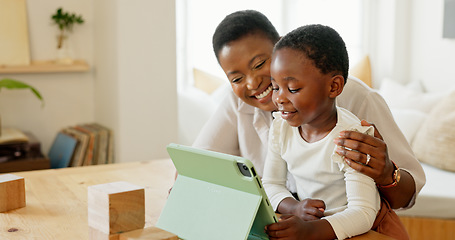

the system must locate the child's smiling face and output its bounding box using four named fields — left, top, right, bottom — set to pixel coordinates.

left=218, top=33, right=277, bottom=112
left=270, top=47, right=336, bottom=128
